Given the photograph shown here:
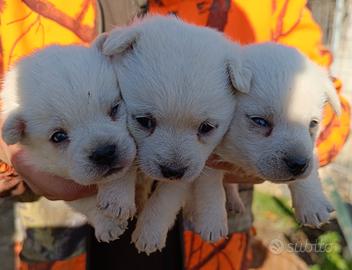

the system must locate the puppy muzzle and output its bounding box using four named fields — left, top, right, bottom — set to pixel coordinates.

left=89, top=144, right=118, bottom=167
left=159, top=165, right=188, bottom=180
left=283, top=156, right=310, bottom=177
